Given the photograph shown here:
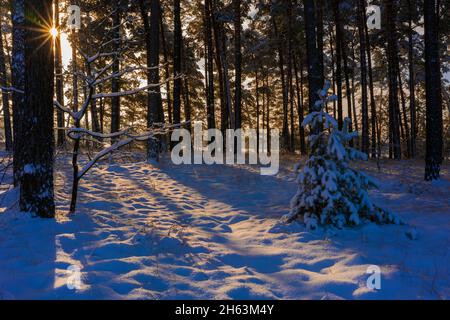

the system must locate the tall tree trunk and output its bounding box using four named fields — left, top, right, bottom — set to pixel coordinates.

left=357, top=0, right=369, bottom=154
left=265, top=76, right=270, bottom=148
left=21, top=0, right=55, bottom=218
left=233, top=0, right=242, bottom=130
left=332, top=0, right=343, bottom=128
left=210, top=1, right=227, bottom=132
left=220, top=25, right=234, bottom=130
left=385, top=0, right=401, bottom=159
left=54, top=0, right=65, bottom=147
left=11, top=0, right=26, bottom=187
left=160, top=8, right=172, bottom=124
left=173, top=0, right=182, bottom=126
left=205, top=0, right=216, bottom=129
left=364, top=10, right=378, bottom=159
left=286, top=0, right=295, bottom=152
left=0, top=10, right=12, bottom=151
left=181, top=43, right=191, bottom=132
left=407, top=0, right=417, bottom=158
left=141, top=0, right=162, bottom=161
left=110, top=0, right=121, bottom=135
left=99, top=84, right=104, bottom=133
left=255, top=69, right=260, bottom=153
left=316, top=0, right=324, bottom=86
left=341, top=33, right=354, bottom=146
left=294, top=53, right=306, bottom=155
left=424, top=0, right=443, bottom=180
left=398, top=68, right=411, bottom=158
left=329, top=28, right=337, bottom=118
left=272, top=18, right=290, bottom=150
